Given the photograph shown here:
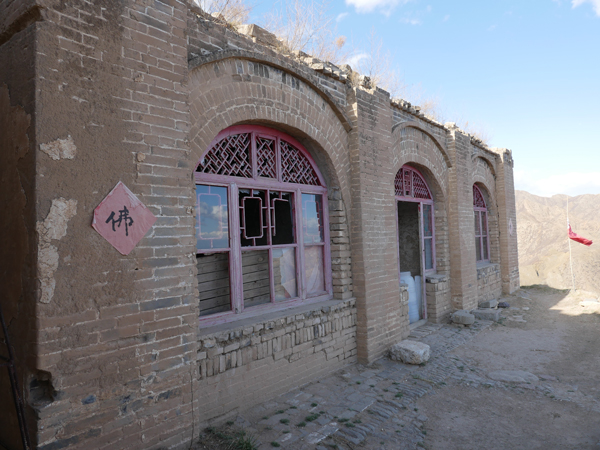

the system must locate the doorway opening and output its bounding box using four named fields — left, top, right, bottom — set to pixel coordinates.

left=395, top=165, right=435, bottom=324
